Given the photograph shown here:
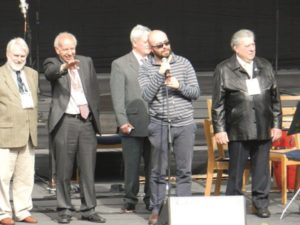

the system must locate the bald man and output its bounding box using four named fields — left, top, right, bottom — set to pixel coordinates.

left=138, top=30, right=200, bottom=224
